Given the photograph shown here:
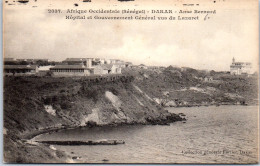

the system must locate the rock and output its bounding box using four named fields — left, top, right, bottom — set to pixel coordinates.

left=72, top=156, right=81, bottom=160
left=143, top=74, right=149, bottom=79
left=164, top=100, right=177, bottom=107
left=178, top=113, right=185, bottom=116
left=49, top=145, right=56, bottom=150
left=85, top=121, right=97, bottom=128
left=153, top=98, right=162, bottom=105
left=145, top=113, right=185, bottom=125
left=163, top=91, right=169, bottom=96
